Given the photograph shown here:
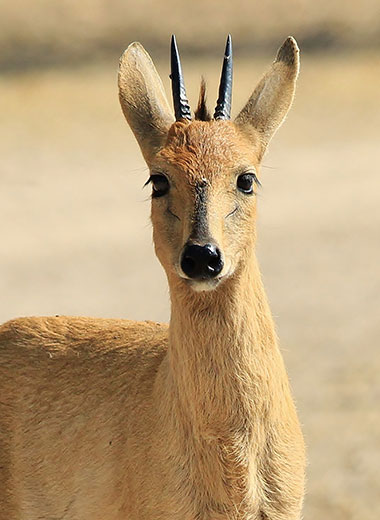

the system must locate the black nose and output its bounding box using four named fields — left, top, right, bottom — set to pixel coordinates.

left=180, top=243, right=223, bottom=280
